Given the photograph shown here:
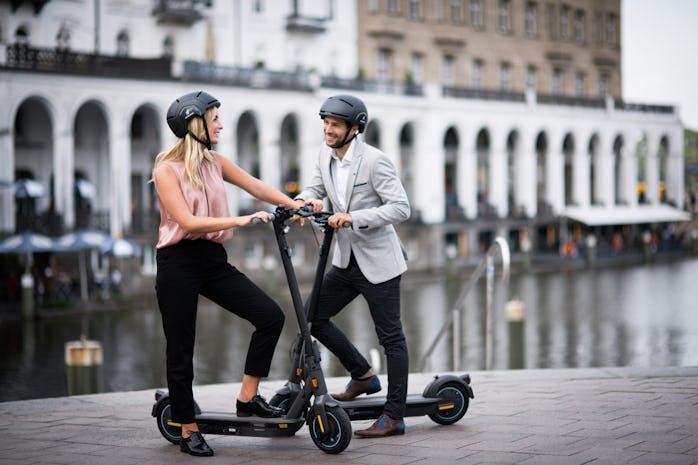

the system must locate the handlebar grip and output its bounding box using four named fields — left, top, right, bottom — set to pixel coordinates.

left=251, top=213, right=275, bottom=225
